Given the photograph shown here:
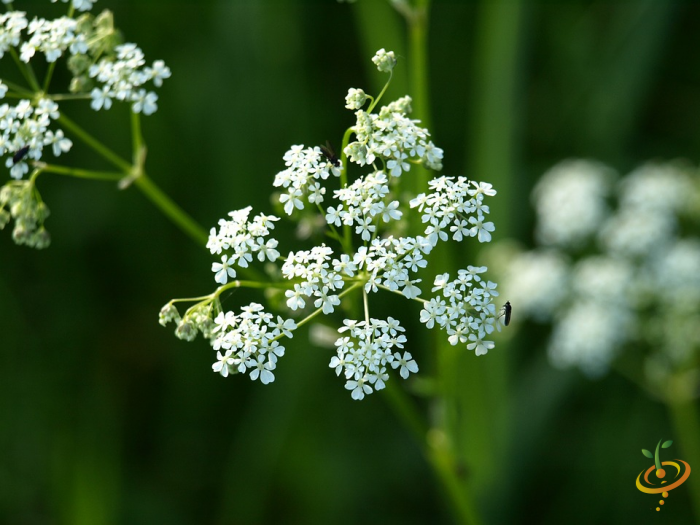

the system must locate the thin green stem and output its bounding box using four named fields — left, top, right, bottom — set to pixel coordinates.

left=134, top=173, right=208, bottom=246
left=131, top=110, right=143, bottom=160
left=377, top=283, right=428, bottom=304
left=9, top=48, right=40, bottom=92
left=382, top=382, right=482, bottom=525
left=43, top=61, right=58, bottom=94
left=2, top=79, right=34, bottom=97
left=57, top=113, right=131, bottom=172
left=35, top=163, right=124, bottom=182
left=362, top=288, right=370, bottom=324
left=339, top=126, right=356, bottom=253
left=264, top=282, right=365, bottom=345
left=406, top=0, right=431, bottom=199
left=367, top=71, right=393, bottom=113
left=58, top=112, right=209, bottom=248
left=47, top=94, right=92, bottom=101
